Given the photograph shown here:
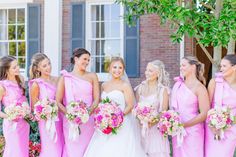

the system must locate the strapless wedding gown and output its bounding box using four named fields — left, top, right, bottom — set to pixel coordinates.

left=83, top=90, right=147, bottom=157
